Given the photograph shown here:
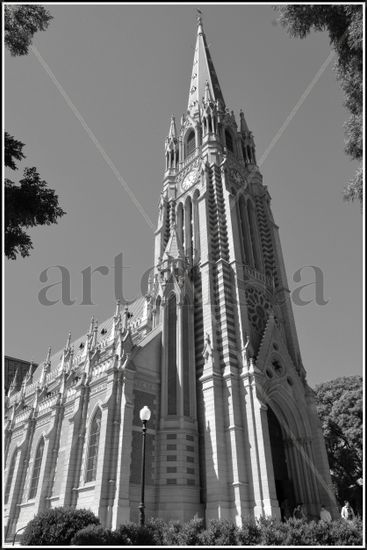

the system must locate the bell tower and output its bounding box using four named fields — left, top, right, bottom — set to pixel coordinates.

left=148, top=13, right=336, bottom=524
